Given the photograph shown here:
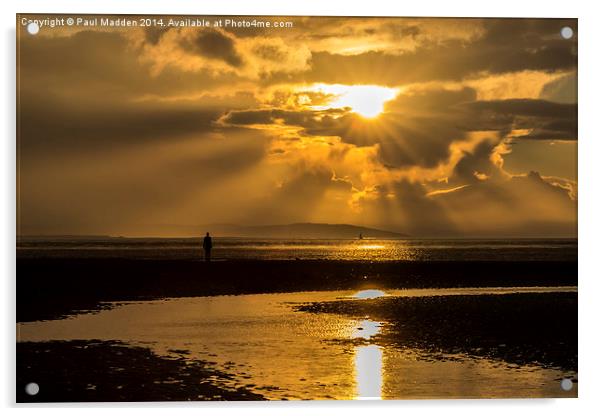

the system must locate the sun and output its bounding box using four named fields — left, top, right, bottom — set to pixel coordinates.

left=307, top=84, right=398, bottom=118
